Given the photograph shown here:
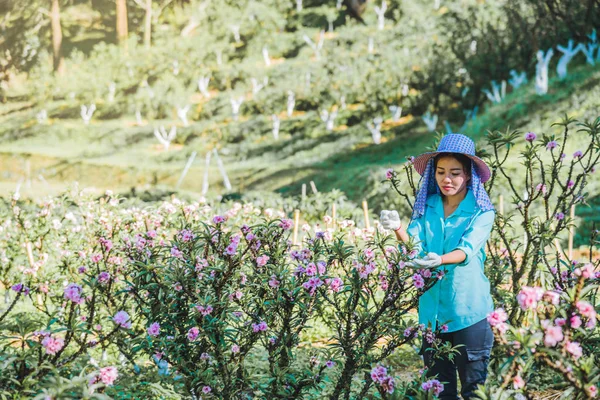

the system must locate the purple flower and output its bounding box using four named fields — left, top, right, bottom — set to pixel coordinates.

left=147, top=322, right=160, bottom=337
left=99, top=237, right=113, bottom=252
left=407, top=156, right=415, bottom=164
left=202, top=386, right=211, bottom=394
left=64, top=283, right=83, bottom=304
left=555, top=212, right=565, bottom=220
left=179, top=229, right=194, bottom=242
left=573, top=150, right=583, bottom=159
left=567, top=180, right=575, bottom=189
left=11, top=283, right=30, bottom=295
left=326, top=360, right=336, bottom=368
left=385, top=168, right=394, bottom=179
left=546, top=141, right=558, bottom=150
left=279, top=219, right=293, bottom=231
left=256, top=255, right=269, bottom=267
left=422, top=379, right=444, bottom=396
left=225, top=243, right=238, bottom=256
left=413, top=274, right=425, bottom=289
left=113, top=311, right=131, bottom=328
left=170, top=246, right=183, bottom=258
left=97, top=271, right=110, bottom=284
left=213, top=215, right=226, bottom=224
left=525, top=132, right=537, bottom=142
left=187, top=327, right=199, bottom=341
